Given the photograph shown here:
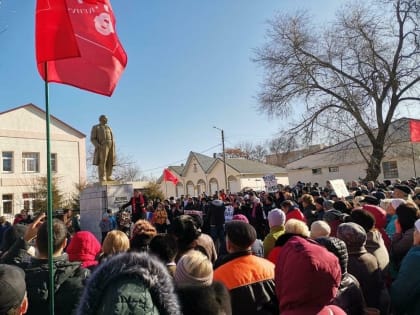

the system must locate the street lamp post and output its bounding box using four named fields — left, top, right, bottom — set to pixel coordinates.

left=213, top=126, right=228, bottom=192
